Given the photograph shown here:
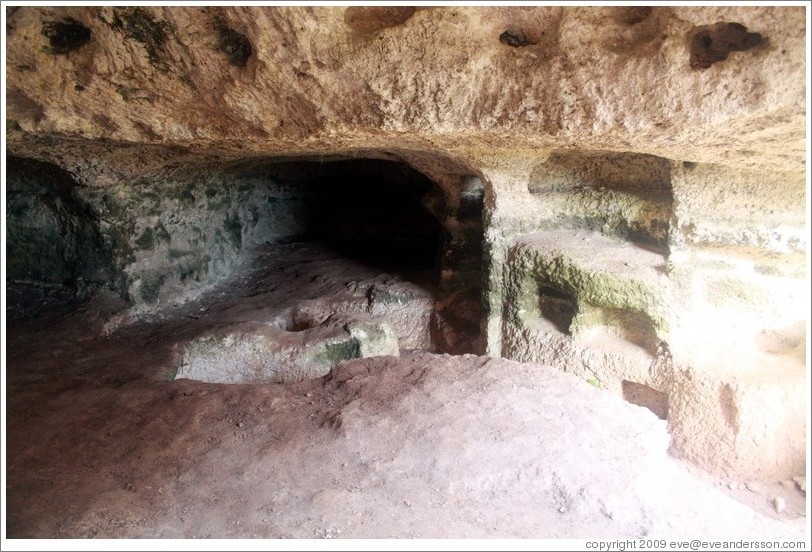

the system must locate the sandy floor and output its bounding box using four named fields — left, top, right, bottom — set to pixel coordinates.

left=3, top=244, right=808, bottom=540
